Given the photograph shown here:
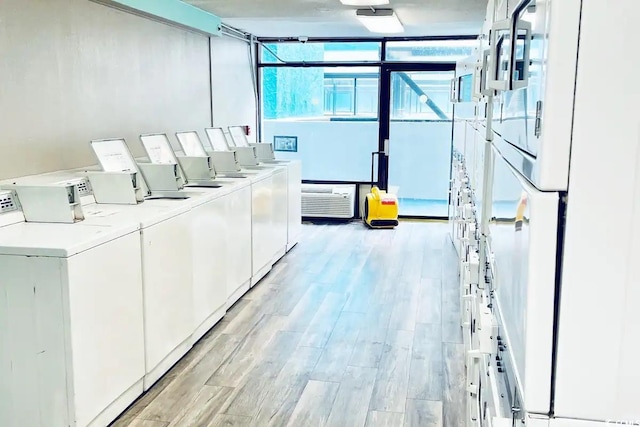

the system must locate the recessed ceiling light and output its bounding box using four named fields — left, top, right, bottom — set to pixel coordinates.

left=356, top=8, right=404, bottom=33
left=340, top=0, right=390, bottom=5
